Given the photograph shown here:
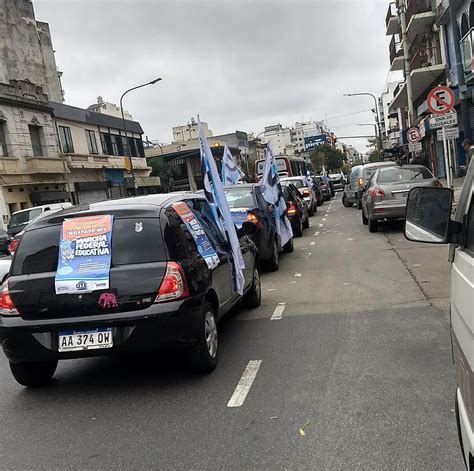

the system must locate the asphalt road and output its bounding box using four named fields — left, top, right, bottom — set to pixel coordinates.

left=0, top=194, right=464, bottom=470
